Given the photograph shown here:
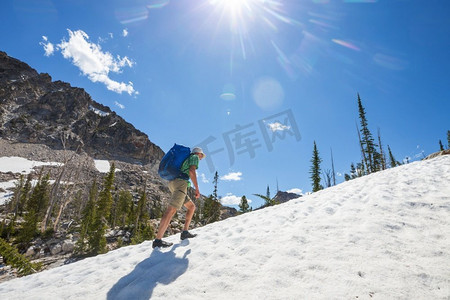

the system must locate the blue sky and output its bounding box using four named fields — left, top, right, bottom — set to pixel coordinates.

left=1, top=0, right=449, bottom=209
